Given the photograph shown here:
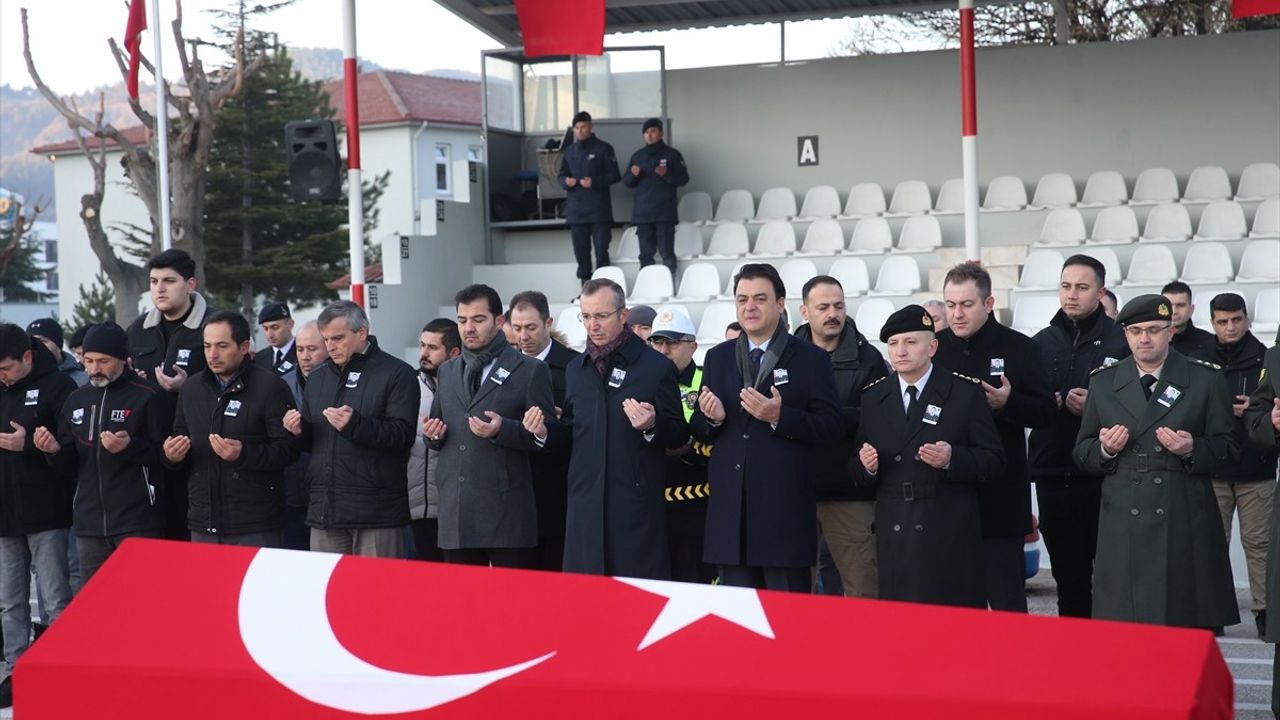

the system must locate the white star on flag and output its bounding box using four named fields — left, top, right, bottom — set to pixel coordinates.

left=614, top=577, right=776, bottom=650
